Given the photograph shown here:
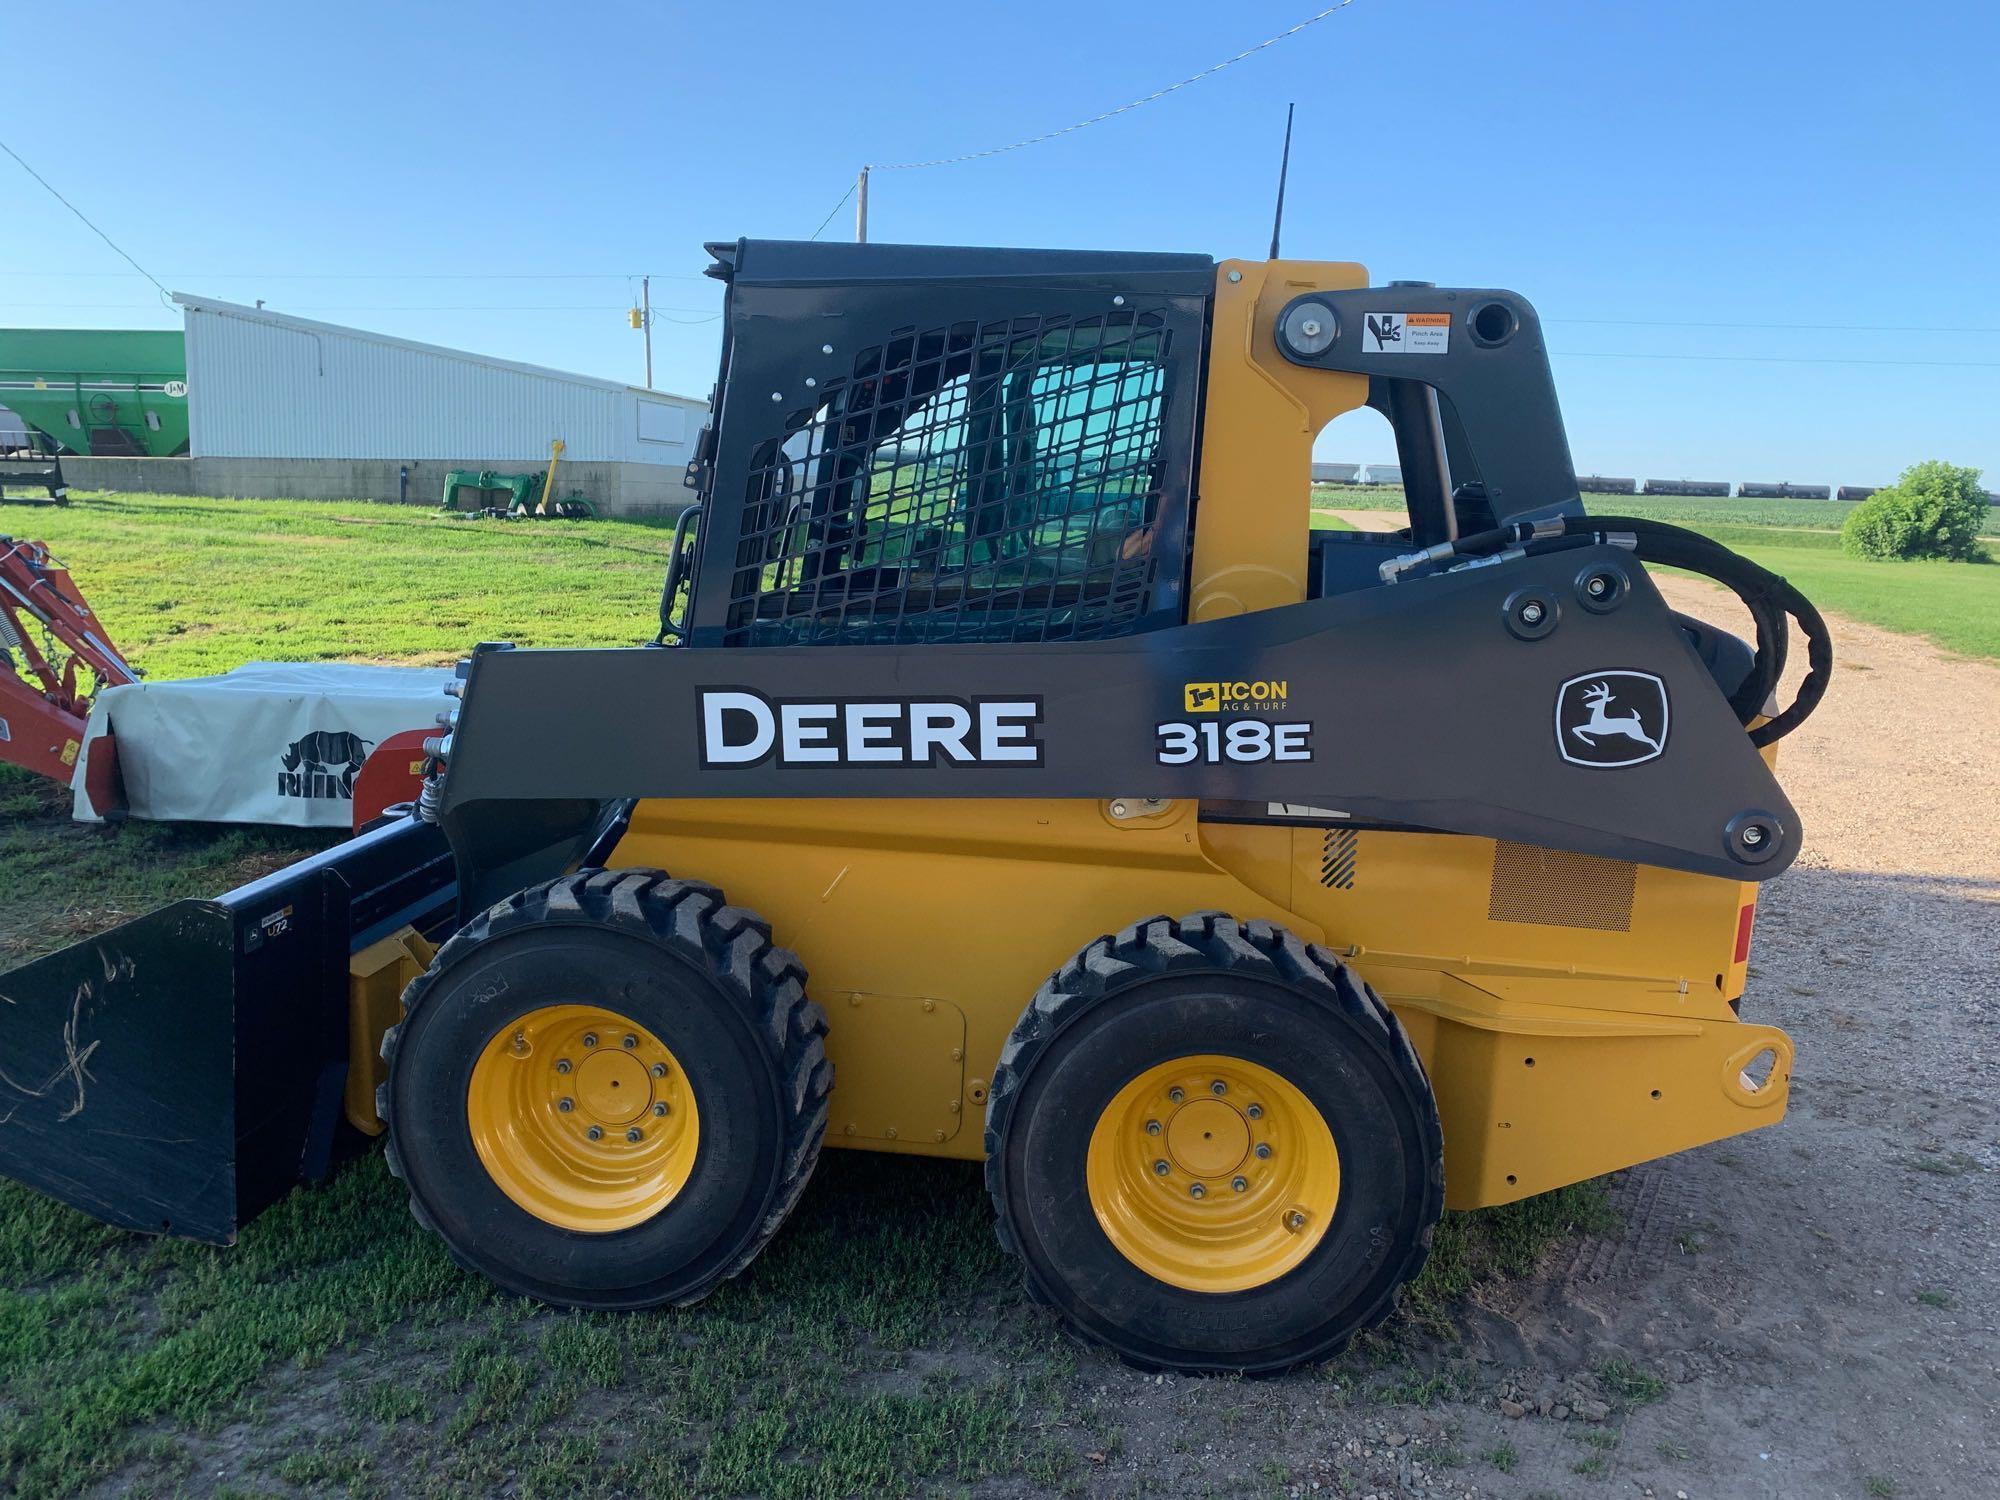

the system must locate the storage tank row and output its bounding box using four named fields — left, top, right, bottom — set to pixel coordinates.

left=1317, top=465, right=1988, bottom=504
